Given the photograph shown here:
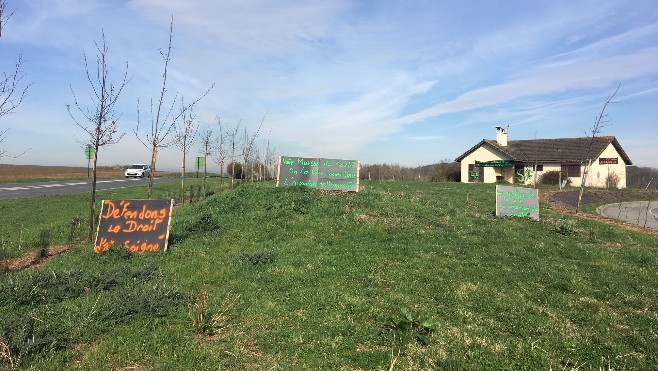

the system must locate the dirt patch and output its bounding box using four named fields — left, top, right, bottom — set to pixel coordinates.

left=1, top=245, right=75, bottom=273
